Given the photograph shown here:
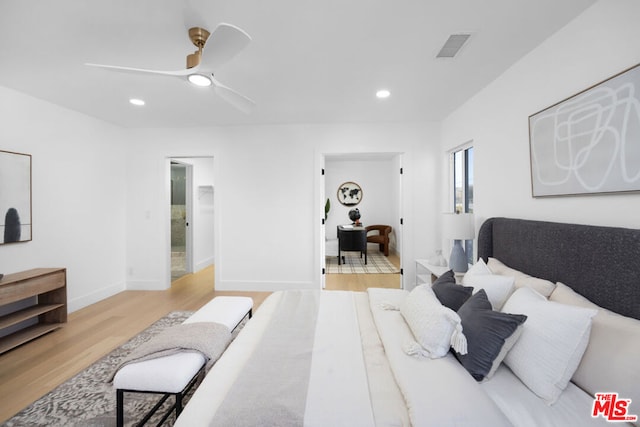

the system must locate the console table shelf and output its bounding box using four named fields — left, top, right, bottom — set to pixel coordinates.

left=0, top=323, right=65, bottom=354
left=0, top=268, right=67, bottom=354
left=0, top=303, right=66, bottom=329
